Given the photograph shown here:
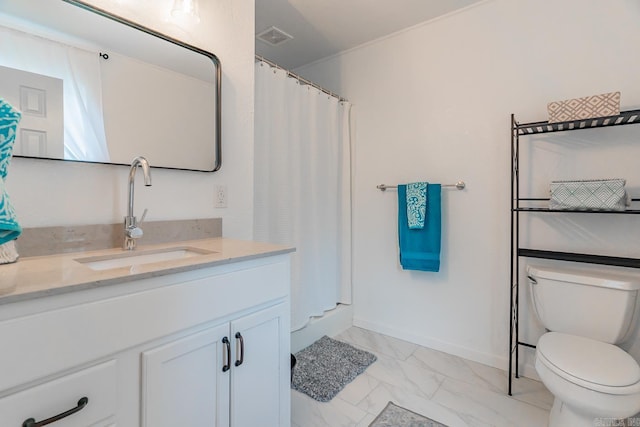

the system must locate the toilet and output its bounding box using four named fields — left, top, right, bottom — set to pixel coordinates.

left=527, top=264, right=640, bottom=426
